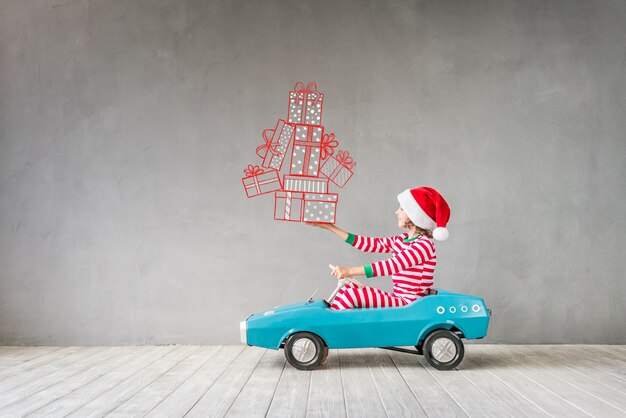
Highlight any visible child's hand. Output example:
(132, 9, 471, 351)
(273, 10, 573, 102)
(304, 221, 333, 230)
(330, 265, 351, 279)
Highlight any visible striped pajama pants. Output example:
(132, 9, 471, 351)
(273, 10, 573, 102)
(330, 283, 413, 310)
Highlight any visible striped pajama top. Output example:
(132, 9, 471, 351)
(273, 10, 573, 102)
(346, 232, 436, 301)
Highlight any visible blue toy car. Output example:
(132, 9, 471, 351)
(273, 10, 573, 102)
(240, 278, 491, 371)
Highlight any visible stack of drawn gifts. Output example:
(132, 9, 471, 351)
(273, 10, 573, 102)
(242, 82, 356, 224)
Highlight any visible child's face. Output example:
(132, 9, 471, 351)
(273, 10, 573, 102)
(396, 206, 410, 228)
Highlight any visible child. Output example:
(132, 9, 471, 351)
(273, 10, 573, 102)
(308, 186, 450, 310)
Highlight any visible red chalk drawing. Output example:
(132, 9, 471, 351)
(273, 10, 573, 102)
(241, 82, 355, 223)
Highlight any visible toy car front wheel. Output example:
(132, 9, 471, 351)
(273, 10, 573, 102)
(423, 329, 464, 371)
(284, 332, 326, 370)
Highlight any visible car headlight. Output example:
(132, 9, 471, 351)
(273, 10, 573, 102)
(240, 320, 247, 345)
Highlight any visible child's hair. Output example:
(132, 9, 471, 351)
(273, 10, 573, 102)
(403, 220, 433, 238)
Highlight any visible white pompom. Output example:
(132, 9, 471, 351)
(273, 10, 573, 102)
(433, 227, 449, 241)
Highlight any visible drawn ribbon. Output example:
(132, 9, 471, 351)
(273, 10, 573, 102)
(335, 150, 356, 169)
(244, 164, 264, 177)
(256, 129, 282, 160)
(320, 133, 339, 160)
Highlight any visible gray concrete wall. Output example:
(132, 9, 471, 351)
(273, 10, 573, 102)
(1, 0, 625, 345)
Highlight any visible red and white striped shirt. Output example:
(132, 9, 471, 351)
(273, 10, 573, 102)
(347, 232, 436, 301)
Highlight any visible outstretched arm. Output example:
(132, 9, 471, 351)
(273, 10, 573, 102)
(305, 222, 349, 240)
(306, 222, 396, 253)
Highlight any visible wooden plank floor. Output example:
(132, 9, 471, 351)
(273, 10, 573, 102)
(0, 345, 625, 417)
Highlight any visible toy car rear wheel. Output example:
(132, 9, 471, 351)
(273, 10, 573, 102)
(284, 332, 326, 370)
(423, 329, 464, 371)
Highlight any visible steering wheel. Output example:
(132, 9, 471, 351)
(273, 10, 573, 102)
(326, 264, 364, 305)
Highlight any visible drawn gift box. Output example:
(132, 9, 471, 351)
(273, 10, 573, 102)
(274, 191, 305, 222)
(288, 82, 324, 125)
(256, 119, 295, 171)
(275, 191, 338, 223)
(289, 125, 323, 177)
(242, 165, 282, 198)
(283, 175, 329, 193)
(320, 150, 356, 188)
(302, 193, 338, 224)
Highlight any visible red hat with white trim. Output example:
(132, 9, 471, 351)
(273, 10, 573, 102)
(397, 187, 451, 241)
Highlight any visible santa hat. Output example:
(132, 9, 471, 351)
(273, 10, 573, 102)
(397, 187, 451, 241)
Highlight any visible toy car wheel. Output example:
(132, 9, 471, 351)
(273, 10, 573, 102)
(423, 329, 464, 371)
(284, 332, 326, 370)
